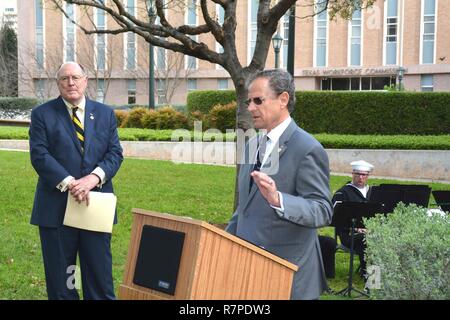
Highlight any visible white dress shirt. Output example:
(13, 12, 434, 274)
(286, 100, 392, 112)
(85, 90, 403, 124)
(258, 116, 292, 213)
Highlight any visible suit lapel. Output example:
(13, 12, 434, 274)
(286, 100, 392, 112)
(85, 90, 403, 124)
(83, 98, 95, 154)
(242, 120, 299, 213)
(54, 96, 83, 155)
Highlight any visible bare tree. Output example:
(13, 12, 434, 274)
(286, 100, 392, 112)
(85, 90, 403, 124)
(0, 24, 18, 97)
(136, 42, 197, 105)
(49, 0, 375, 130)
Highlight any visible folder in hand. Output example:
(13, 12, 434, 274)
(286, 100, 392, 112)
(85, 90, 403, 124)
(63, 191, 117, 233)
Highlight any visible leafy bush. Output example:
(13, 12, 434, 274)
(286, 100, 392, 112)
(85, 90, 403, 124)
(208, 101, 237, 132)
(114, 110, 129, 128)
(140, 106, 188, 130)
(187, 90, 236, 114)
(188, 110, 209, 130)
(126, 107, 148, 128)
(0, 97, 39, 110)
(364, 203, 450, 300)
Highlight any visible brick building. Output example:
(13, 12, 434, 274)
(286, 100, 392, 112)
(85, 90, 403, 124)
(17, 0, 450, 106)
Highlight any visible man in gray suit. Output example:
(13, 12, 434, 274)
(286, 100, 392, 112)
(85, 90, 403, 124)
(226, 69, 333, 300)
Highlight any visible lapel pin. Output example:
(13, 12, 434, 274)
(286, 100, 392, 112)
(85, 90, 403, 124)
(89, 113, 94, 120)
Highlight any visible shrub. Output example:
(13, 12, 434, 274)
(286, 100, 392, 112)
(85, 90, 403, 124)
(141, 106, 188, 130)
(188, 110, 209, 130)
(126, 107, 148, 128)
(208, 101, 237, 132)
(364, 203, 450, 300)
(0, 97, 39, 110)
(114, 110, 129, 128)
(187, 90, 236, 114)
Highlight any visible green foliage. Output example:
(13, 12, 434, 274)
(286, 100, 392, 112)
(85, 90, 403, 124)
(293, 91, 450, 135)
(208, 101, 237, 132)
(114, 110, 129, 128)
(0, 97, 39, 110)
(1, 126, 449, 149)
(364, 203, 450, 300)
(187, 90, 450, 135)
(187, 90, 236, 114)
(125, 107, 148, 128)
(315, 134, 450, 150)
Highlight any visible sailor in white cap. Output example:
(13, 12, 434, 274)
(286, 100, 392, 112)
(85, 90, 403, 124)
(349, 160, 374, 197)
(331, 160, 374, 279)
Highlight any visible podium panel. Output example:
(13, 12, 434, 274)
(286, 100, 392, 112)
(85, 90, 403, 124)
(119, 209, 298, 300)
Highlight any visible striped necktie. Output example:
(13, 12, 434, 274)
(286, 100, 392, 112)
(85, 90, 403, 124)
(72, 107, 84, 151)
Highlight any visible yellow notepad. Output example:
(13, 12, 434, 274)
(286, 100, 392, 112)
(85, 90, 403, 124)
(63, 192, 117, 233)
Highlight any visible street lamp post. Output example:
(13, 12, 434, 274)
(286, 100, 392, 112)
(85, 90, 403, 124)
(397, 66, 405, 91)
(272, 33, 283, 69)
(148, 1, 155, 109)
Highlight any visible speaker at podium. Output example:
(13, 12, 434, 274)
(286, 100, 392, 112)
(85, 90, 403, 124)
(120, 208, 298, 300)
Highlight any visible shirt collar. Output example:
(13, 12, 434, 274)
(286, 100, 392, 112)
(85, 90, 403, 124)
(266, 116, 292, 143)
(62, 96, 86, 112)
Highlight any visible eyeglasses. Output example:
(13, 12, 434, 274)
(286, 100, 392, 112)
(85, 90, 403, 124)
(245, 97, 266, 106)
(352, 172, 369, 177)
(58, 75, 85, 83)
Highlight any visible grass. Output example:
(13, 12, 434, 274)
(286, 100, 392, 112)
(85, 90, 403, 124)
(1, 126, 449, 149)
(0, 150, 449, 300)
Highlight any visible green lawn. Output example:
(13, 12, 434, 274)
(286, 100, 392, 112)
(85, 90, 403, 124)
(0, 150, 448, 300)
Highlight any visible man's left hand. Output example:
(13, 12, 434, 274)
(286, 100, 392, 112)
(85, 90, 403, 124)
(250, 171, 280, 207)
(69, 174, 100, 206)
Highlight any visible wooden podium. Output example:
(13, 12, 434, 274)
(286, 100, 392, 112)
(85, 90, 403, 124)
(119, 208, 298, 300)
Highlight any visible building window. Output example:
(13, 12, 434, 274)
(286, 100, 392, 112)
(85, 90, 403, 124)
(187, 78, 197, 92)
(321, 77, 395, 91)
(248, 0, 258, 63)
(35, 0, 44, 69)
(349, 8, 362, 66)
(281, 13, 289, 69)
(64, 3, 76, 62)
(186, 0, 197, 70)
(125, 0, 136, 70)
(127, 80, 136, 104)
(156, 79, 167, 104)
(95, 7, 106, 70)
(421, 74, 434, 91)
(96, 80, 105, 103)
(218, 79, 228, 90)
(314, 1, 328, 67)
(384, 0, 398, 65)
(421, 0, 436, 64)
(34, 79, 45, 100)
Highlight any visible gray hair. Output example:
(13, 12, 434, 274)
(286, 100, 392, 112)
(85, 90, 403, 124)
(247, 69, 296, 113)
(56, 62, 86, 79)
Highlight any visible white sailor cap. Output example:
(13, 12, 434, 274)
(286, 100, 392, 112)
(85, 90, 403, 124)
(351, 160, 374, 172)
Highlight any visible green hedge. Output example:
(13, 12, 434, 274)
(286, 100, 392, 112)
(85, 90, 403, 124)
(187, 91, 450, 135)
(187, 90, 236, 114)
(1, 126, 449, 149)
(0, 97, 39, 110)
(294, 91, 450, 135)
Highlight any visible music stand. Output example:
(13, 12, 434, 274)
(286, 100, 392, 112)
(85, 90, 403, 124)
(380, 184, 431, 208)
(368, 186, 401, 213)
(432, 190, 450, 212)
(331, 201, 384, 298)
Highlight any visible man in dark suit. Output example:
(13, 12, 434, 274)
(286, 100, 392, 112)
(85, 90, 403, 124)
(29, 62, 123, 299)
(332, 160, 374, 279)
(226, 69, 333, 300)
